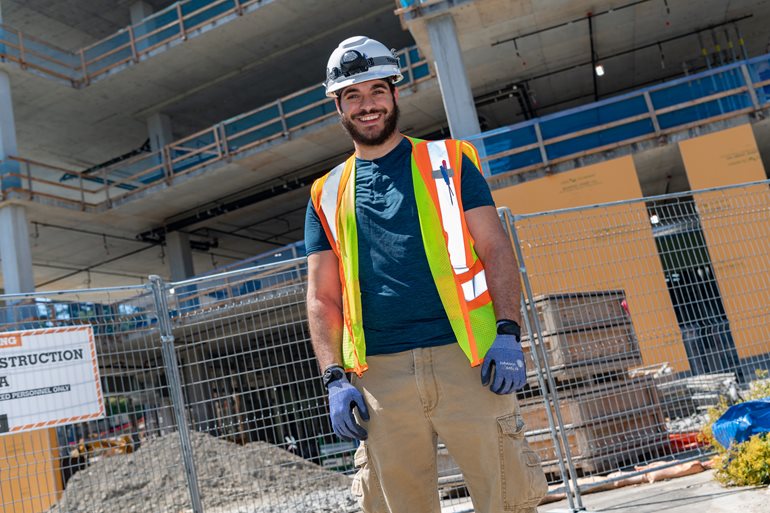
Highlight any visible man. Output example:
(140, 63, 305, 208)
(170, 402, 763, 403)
(305, 36, 547, 513)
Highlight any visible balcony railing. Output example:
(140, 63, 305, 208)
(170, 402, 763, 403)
(0, 45, 432, 210)
(0, 0, 276, 85)
(469, 55, 770, 179)
(3, 51, 770, 212)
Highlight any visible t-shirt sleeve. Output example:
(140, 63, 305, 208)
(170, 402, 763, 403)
(304, 198, 333, 255)
(460, 154, 495, 211)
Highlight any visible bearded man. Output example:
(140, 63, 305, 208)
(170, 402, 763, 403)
(304, 36, 548, 513)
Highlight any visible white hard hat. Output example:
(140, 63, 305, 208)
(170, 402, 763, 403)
(324, 36, 404, 97)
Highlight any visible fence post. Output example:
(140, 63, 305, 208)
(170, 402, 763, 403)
(177, 4, 188, 41)
(497, 207, 578, 507)
(505, 209, 587, 512)
(24, 160, 33, 200)
(534, 122, 549, 167)
(643, 91, 662, 135)
(276, 99, 290, 138)
(128, 25, 139, 63)
(149, 275, 204, 513)
(740, 63, 761, 111)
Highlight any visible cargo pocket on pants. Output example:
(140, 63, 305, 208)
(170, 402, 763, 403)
(351, 443, 388, 513)
(497, 413, 549, 512)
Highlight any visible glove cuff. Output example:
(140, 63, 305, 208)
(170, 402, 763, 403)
(322, 365, 346, 389)
(496, 319, 521, 338)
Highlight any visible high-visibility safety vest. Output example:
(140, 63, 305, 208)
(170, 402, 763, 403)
(310, 136, 497, 376)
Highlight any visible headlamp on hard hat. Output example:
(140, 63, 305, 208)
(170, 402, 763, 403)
(340, 50, 369, 77)
(328, 50, 399, 81)
(324, 36, 404, 97)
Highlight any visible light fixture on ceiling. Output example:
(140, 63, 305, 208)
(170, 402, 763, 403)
(595, 63, 605, 76)
(650, 213, 660, 225)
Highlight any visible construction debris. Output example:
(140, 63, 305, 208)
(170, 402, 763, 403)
(52, 431, 358, 513)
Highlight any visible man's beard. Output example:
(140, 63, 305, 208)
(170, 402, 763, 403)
(340, 103, 400, 147)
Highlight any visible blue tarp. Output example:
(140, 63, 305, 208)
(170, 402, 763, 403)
(712, 398, 770, 449)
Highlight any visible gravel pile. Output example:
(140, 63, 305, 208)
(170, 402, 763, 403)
(52, 431, 360, 513)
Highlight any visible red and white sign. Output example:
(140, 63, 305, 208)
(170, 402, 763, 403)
(0, 326, 104, 435)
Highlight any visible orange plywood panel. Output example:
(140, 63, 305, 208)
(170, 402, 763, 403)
(680, 124, 766, 189)
(493, 157, 688, 372)
(680, 124, 770, 360)
(0, 429, 62, 513)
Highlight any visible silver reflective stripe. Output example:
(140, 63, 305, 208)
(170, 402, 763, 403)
(320, 162, 346, 244)
(461, 270, 488, 301)
(426, 141, 468, 273)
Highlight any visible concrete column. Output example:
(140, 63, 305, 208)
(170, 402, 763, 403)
(426, 15, 481, 139)
(130, 2, 155, 54)
(166, 230, 194, 281)
(129, 1, 154, 25)
(0, 68, 34, 294)
(0, 205, 34, 293)
(147, 112, 173, 152)
(426, 15, 490, 175)
(0, 71, 18, 162)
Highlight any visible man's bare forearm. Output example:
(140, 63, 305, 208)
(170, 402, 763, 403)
(481, 237, 522, 324)
(466, 206, 523, 325)
(307, 296, 345, 371)
(306, 251, 345, 371)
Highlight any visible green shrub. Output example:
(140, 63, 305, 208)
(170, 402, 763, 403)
(714, 434, 770, 486)
(701, 369, 770, 487)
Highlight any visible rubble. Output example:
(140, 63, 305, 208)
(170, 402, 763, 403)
(52, 431, 359, 513)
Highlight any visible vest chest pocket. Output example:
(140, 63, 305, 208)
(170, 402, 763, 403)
(497, 413, 549, 512)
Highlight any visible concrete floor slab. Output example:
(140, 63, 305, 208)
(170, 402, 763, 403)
(538, 470, 769, 513)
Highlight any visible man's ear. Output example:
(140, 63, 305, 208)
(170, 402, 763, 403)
(335, 97, 342, 115)
(393, 86, 399, 103)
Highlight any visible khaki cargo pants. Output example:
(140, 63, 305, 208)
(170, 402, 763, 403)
(350, 343, 548, 513)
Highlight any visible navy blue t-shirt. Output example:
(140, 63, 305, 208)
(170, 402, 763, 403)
(304, 137, 495, 355)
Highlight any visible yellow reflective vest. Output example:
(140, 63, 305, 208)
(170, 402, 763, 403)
(310, 136, 497, 375)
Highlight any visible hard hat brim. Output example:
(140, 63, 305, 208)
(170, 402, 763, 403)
(325, 70, 404, 98)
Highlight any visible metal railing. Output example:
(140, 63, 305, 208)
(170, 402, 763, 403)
(3, 50, 770, 215)
(0, 44, 432, 211)
(2, 180, 769, 512)
(470, 54, 770, 179)
(0, 0, 279, 86)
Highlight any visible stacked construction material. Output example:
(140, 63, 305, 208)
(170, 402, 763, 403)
(519, 291, 670, 475)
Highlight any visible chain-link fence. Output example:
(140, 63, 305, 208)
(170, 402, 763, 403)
(1, 180, 769, 513)
(506, 179, 770, 509)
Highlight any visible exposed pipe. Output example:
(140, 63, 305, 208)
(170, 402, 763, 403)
(711, 29, 725, 66)
(725, 29, 737, 63)
(33, 262, 147, 281)
(698, 31, 712, 69)
(36, 245, 159, 288)
(479, 16, 751, 108)
(493, 0, 655, 47)
(735, 23, 749, 61)
(589, 13, 599, 102)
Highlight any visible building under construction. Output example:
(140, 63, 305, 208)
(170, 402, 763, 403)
(1, 1, 770, 512)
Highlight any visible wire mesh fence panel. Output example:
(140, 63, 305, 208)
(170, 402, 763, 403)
(509, 181, 770, 494)
(10, 179, 768, 513)
(0, 285, 193, 513)
(165, 260, 361, 513)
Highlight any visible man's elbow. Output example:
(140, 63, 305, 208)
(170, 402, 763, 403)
(307, 294, 342, 317)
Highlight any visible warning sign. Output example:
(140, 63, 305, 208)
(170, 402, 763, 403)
(0, 326, 104, 434)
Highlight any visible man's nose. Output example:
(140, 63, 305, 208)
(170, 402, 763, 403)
(359, 93, 377, 110)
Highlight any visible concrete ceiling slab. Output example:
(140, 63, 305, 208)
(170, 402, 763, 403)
(5, 0, 770, 292)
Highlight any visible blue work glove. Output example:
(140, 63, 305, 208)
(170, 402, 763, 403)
(481, 334, 527, 394)
(328, 379, 370, 441)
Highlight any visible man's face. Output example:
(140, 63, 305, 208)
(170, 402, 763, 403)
(337, 79, 400, 146)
